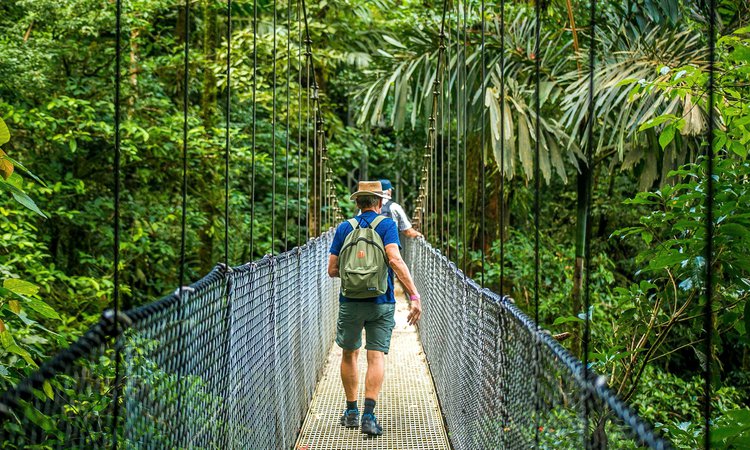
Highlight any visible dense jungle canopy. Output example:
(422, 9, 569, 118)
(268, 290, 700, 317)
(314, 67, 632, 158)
(0, 0, 749, 447)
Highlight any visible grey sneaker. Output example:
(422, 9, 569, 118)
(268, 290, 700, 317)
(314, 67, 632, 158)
(340, 408, 359, 428)
(360, 413, 383, 436)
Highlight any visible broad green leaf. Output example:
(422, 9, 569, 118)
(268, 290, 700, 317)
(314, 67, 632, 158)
(382, 35, 406, 49)
(0, 181, 47, 218)
(518, 113, 532, 179)
(9, 300, 20, 314)
(43, 381, 54, 400)
(24, 298, 60, 320)
(4, 278, 40, 296)
(730, 141, 747, 158)
(553, 315, 583, 326)
(638, 114, 674, 132)
(6, 172, 22, 189)
(721, 223, 750, 239)
(730, 45, 750, 62)
(375, 48, 393, 58)
(538, 133, 551, 184)
(659, 125, 676, 149)
(0, 117, 9, 146)
(0, 331, 37, 367)
(1, 155, 46, 186)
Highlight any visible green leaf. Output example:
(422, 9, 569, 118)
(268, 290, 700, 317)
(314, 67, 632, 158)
(553, 315, 583, 326)
(24, 298, 60, 320)
(6, 172, 22, 189)
(0, 117, 9, 146)
(730, 45, 750, 62)
(4, 279, 40, 296)
(0, 180, 47, 218)
(0, 331, 37, 367)
(43, 381, 54, 400)
(382, 35, 406, 49)
(638, 115, 674, 132)
(659, 125, 676, 149)
(730, 141, 747, 158)
(2, 155, 46, 186)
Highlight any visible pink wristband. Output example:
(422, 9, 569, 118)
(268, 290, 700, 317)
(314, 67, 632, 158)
(409, 294, 421, 301)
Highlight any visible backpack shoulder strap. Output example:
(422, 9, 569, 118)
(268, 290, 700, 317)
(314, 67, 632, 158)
(370, 215, 386, 230)
(347, 218, 359, 230)
(381, 201, 392, 216)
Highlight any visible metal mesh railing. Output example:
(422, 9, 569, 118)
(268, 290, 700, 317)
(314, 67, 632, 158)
(404, 237, 672, 450)
(0, 232, 339, 449)
(1, 230, 672, 449)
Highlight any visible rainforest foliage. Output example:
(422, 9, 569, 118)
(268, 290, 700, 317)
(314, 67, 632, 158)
(0, 0, 748, 447)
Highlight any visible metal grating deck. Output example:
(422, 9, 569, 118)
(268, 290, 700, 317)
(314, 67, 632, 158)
(295, 292, 451, 450)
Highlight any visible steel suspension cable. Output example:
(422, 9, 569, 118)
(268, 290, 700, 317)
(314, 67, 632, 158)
(176, 0, 191, 430)
(224, 0, 232, 266)
(439, 45, 445, 252)
(480, 0, 486, 287)
(499, 0, 505, 293)
(413, 0, 448, 239)
(250, 0, 258, 256)
(432, 0, 449, 243)
(312, 93, 318, 235)
(305, 31, 311, 240)
(300, 0, 340, 234)
(178, 0, 190, 314)
(111, 0, 123, 446)
(462, 0, 468, 274)
(583, 0, 596, 444)
(272, 0, 277, 254)
(446, 13, 452, 258)
(704, 0, 716, 447)
(297, 0, 303, 245)
(533, 0, 542, 446)
(454, 0, 461, 264)
(285, 0, 291, 250)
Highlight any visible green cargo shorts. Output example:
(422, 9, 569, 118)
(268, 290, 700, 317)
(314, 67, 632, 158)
(336, 302, 396, 354)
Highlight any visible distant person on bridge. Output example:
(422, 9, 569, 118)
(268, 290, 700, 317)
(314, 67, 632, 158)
(378, 179, 423, 239)
(327, 180, 422, 437)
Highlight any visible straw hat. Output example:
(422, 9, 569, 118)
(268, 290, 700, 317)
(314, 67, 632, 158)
(350, 180, 388, 200)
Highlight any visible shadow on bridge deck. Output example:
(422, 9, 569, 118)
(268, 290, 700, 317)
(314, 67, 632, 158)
(295, 287, 450, 450)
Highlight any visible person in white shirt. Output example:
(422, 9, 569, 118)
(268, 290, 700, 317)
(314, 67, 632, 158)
(378, 179, 423, 239)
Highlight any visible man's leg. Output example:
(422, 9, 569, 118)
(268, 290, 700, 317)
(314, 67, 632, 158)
(340, 348, 360, 402)
(364, 350, 385, 400)
(361, 303, 395, 436)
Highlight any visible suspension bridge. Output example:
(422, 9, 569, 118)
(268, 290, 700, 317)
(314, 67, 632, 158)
(0, 0, 721, 448)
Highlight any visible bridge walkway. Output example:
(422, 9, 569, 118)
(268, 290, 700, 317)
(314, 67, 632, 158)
(295, 287, 450, 450)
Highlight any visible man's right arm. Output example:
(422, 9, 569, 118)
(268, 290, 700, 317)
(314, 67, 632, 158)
(385, 243, 422, 325)
(393, 204, 423, 239)
(402, 227, 423, 239)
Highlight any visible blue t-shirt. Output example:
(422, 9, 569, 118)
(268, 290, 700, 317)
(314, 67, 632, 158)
(329, 211, 400, 304)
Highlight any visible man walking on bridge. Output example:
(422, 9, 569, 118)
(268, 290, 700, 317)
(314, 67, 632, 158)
(328, 180, 422, 436)
(378, 179, 423, 239)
